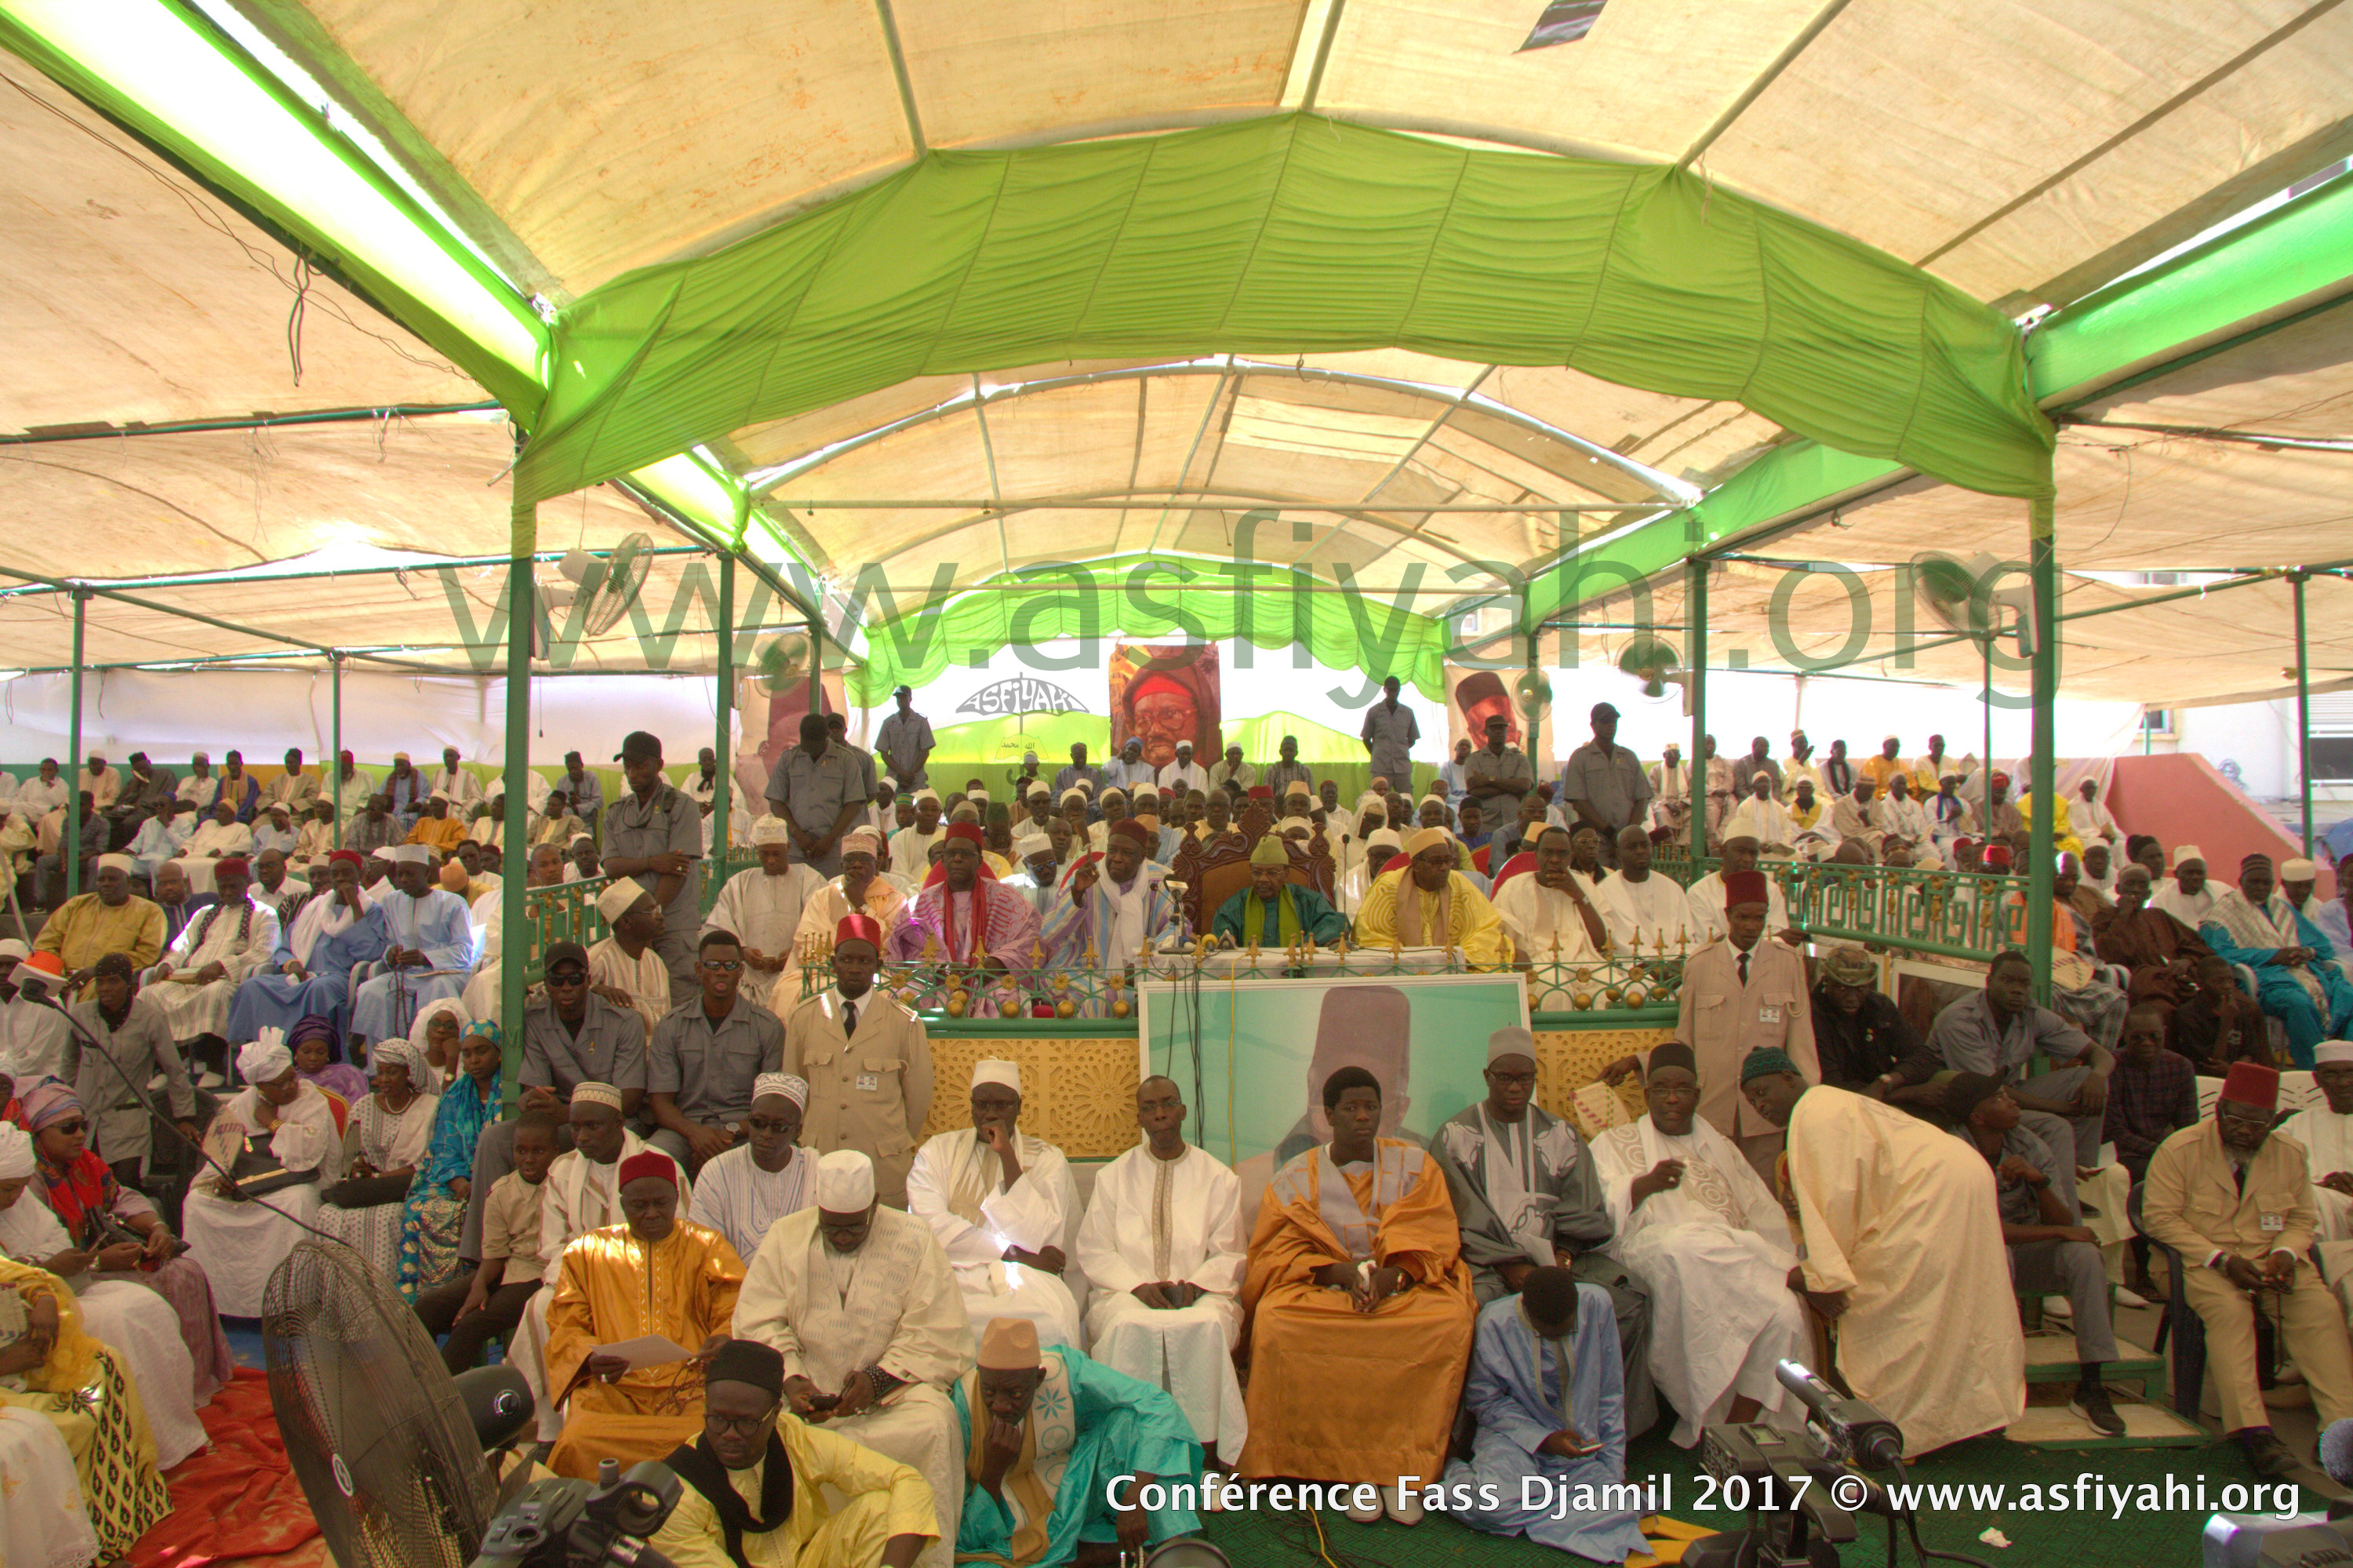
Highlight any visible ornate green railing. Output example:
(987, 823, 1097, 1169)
(789, 942, 1685, 1027)
(519, 875, 609, 984)
(1771, 860, 2023, 961)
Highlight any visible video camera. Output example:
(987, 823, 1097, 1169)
(1682, 1362, 1901, 1568)
(468, 1459, 683, 1568)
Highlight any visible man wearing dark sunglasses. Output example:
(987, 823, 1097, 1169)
(457, 939, 650, 1265)
(647, 930, 786, 1173)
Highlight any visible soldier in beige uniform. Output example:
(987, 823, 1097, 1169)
(781, 912, 933, 1207)
(1611, 868, 1819, 1184)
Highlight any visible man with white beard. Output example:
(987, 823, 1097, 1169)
(733, 1150, 972, 1568)
(1075, 1075, 1248, 1468)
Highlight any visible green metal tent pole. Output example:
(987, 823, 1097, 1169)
(330, 652, 344, 851)
(714, 552, 736, 857)
(1982, 635, 1993, 817)
(2025, 499, 2059, 1003)
(66, 591, 86, 904)
(1523, 628, 1542, 790)
(2293, 570, 2313, 857)
(806, 611, 822, 715)
(497, 491, 534, 1113)
(1687, 558, 1708, 858)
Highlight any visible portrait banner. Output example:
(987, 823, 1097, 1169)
(1445, 664, 1547, 756)
(1138, 970, 1531, 1213)
(1110, 642, 1221, 774)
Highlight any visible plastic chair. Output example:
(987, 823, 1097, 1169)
(2129, 1180, 2206, 1418)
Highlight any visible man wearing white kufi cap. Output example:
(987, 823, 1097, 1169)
(788, 827, 907, 959)
(1075, 1073, 1250, 1465)
(182, 1033, 349, 1315)
(2151, 843, 2216, 929)
(733, 1148, 974, 1568)
(702, 816, 824, 978)
(887, 789, 944, 884)
(907, 1058, 1087, 1352)
(347, 842, 476, 1049)
(688, 1072, 814, 1261)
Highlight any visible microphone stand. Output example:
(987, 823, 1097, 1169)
(26, 986, 345, 1246)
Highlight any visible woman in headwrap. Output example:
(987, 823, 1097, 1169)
(290, 1012, 369, 1104)
(398, 1018, 502, 1298)
(407, 996, 466, 1092)
(317, 1036, 439, 1281)
(181, 1035, 349, 1315)
(13, 1079, 235, 1405)
(0, 1113, 212, 1468)
(0, 1250, 173, 1559)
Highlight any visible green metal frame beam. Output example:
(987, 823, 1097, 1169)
(1522, 165, 2353, 633)
(0, 402, 502, 446)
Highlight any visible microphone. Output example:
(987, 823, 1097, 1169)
(1775, 1359, 1905, 1471)
(2319, 1417, 2353, 1486)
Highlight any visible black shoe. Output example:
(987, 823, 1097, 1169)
(2242, 1431, 2298, 1479)
(2070, 1384, 2126, 1437)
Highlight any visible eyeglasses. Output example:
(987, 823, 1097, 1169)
(699, 959, 743, 973)
(1485, 1071, 1537, 1089)
(547, 970, 589, 986)
(745, 1116, 797, 1134)
(704, 1409, 776, 1437)
(45, 1119, 85, 1136)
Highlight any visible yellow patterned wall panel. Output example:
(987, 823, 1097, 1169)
(1533, 1026, 1675, 1128)
(920, 1035, 1144, 1158)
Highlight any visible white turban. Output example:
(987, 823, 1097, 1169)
(1278, 816, 1311, 836)
(842, 828, 882, 856)
(1100, 788, 1126, 805)
(816, 1148, 875, 1212)
(1011, 831, 1052, 860)
(2173, 844, 2205, 868)
(238, 1039, 293, 1084)
(914, 788, 941, 806)
(2315, 1042, 2353, 1066)
(572, 1081, 624, 1110)
(371, 846, 401, 862)
(1366, 828, 1403, 852)
(96, 853, 136, 875)
(969, 789, 991, 805)
(1026, 782, 1052, 800)
(972, 1058, 1021, 1094)
(750, 815, 793, 846)
(2282, 858, 2319, 882)
(391, 843, 432, 865)
(0, 939, 27, 962)
(753, 1072, 809, 1110)
(596, 876, 649, 922)
(0, 1122, 33, 1181)
(1060, 788, 1087, 806)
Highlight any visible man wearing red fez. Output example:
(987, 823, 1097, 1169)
(1041, 816, 1176, 1010)
(1665, 865, 1819, 1181)
(225, 842, 387, 1042)
(885, 819, 1042, 1010)
(2143, 1060, 2353, 1476)
(544, 1142, 747, 1478)
(140, 849, 278, 1054)
(780, 912, 933, 1207)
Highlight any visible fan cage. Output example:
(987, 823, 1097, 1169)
(263, 1239, 497, 1568)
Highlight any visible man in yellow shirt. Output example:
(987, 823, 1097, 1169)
(652, 1337, 936, 1568)
(1352, 826, 1510, 966)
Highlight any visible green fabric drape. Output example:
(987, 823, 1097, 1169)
(843, 554, 1452, 704)
(522, 114, 2053, 508)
